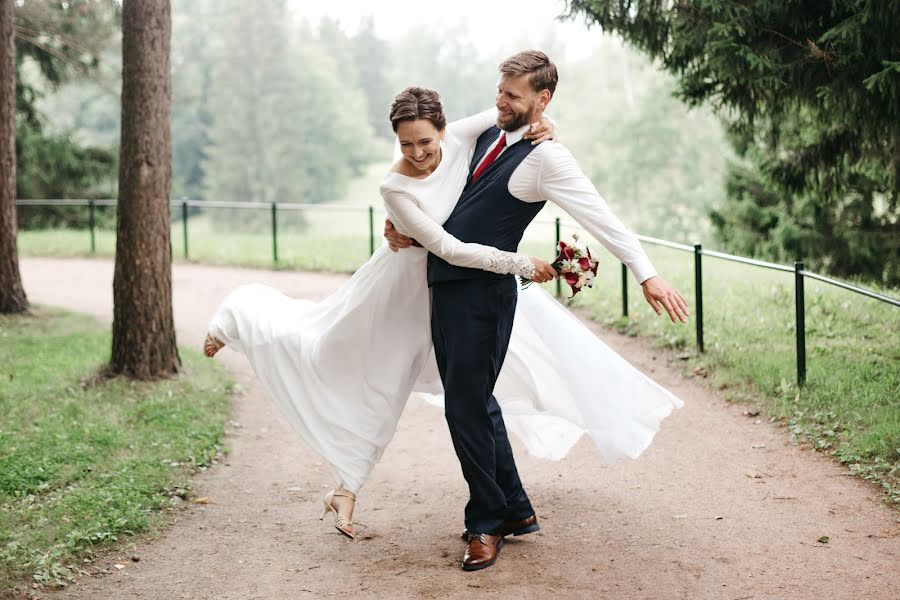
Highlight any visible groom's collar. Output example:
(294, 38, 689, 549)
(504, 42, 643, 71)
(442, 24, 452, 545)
(500, 123, 531, 146)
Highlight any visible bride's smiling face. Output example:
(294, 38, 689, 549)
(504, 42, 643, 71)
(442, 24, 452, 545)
(396, 119, 444, 174)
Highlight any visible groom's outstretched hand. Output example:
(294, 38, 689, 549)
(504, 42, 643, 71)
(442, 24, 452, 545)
(641, 276, 689, 323)
(384, 219, 414, 252)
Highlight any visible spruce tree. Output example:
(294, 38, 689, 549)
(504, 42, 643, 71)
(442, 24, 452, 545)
(566, 0, 900, 284)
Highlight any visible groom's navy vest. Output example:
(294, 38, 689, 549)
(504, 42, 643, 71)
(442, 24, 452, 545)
(427, 127, 545, 286)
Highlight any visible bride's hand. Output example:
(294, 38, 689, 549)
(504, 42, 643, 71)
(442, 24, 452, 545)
(523, 115, 558, 145)
(529, 257, 558, 283)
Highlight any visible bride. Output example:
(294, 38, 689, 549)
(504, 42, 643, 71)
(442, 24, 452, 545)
(204, 86, 683, 541)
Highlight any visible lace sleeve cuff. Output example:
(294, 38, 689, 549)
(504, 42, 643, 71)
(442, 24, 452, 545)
(485, 250, 535, 278)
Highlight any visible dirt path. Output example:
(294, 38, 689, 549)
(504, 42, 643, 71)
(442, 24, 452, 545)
(19, 257, 899, 600)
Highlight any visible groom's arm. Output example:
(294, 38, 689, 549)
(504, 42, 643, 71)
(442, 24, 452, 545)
(384, 219, 418, 251)
(514, 143, 689, 323)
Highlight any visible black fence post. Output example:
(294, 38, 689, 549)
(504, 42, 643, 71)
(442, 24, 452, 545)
(181, 200, 189, 259)
(88, 200, 96, 254)
(271, 202, 278, 264)
(369, 205, 375, 256)
(694, 243, 704, 352)
(794, 261, 806, 386)
(554, 217, 561, 298)
(621, 263, 628, 317)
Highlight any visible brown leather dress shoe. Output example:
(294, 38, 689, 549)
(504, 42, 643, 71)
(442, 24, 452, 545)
(461, 514, 540, 540)
(462, 533, 504, 571)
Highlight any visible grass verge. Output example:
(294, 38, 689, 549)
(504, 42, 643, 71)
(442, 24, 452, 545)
(0, 308, 233, 591)
(561, 243, 900, 506)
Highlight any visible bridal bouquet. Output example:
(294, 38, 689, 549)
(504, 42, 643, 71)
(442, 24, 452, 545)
(521, 233, 599, 298)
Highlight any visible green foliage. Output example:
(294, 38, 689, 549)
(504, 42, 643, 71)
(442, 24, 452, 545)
(550, 40, 730, 241)
(318, 16, 395, 140)
(0, 309, 232, 587)
(169, 0, 215, 200)
(30, 9, 731, 241)
(13, 0, 120, 224)
(388, 21, 498, 121)
(15, 120, 116, 229)
(565, 0, 900, 284)
(13, 0, 119, 127)
(201, 0, 375, 226)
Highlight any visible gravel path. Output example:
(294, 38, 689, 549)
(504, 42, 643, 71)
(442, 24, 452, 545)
(20, 257, 900, 600)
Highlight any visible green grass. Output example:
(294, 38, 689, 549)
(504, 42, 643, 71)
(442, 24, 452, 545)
(561, 242, 900, 505)
(0, 308, 233, 590)
(18, 216, 382, 273)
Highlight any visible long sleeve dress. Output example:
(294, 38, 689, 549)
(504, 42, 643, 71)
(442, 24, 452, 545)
(208, 109, 682, 492)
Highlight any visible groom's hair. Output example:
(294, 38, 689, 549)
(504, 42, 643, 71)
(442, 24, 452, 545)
(499, 50, 558, 98)
(389, 86, 447, 133)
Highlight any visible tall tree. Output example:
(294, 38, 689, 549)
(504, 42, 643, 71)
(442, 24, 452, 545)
(170, 0, 215, 199)
(110, 0, 179, 378)
(553, 41, 730, 241)
(350, 16, 394, 140)
(13, 0, 119, 229)
(0, 0, 27, 314)
(566, 0, 900, 284)
(389, 22, 497, 121)
(202, 0, 373, 215)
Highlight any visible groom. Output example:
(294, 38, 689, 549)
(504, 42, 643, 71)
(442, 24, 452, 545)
(386, 50, 688, 571)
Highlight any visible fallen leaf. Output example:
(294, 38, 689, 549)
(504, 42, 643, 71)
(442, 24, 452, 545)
(817, 536, 830, 544)
(191, 497, 210, 504)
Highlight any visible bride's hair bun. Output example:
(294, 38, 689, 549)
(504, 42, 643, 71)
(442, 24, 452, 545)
(389, 86, 447, 132)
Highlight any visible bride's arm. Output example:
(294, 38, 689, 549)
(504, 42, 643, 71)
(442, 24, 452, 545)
(447, 108, 558, 147)
(445, 108, 499, 146)
(381, 187, 538, 279)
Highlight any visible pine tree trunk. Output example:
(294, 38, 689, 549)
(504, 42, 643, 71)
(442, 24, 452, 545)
(0, 0, 28, 314)
(110, 0, 180, 378)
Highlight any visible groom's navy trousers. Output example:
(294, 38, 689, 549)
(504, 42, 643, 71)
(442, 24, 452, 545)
(427, 126, 545, 534)
(430, 276, 534, 534)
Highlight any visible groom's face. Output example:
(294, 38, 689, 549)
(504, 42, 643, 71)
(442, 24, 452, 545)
(495, 74, 548, 132)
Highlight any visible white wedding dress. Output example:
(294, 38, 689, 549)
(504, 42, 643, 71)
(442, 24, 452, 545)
(208, 111, 683, 493)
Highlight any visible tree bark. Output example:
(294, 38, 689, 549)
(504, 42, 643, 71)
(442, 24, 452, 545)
(110, 0, 180, 378)
(0, 0, 28, 314)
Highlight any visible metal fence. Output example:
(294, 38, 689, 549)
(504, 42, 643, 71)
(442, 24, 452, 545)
(16, 198, 900, 386)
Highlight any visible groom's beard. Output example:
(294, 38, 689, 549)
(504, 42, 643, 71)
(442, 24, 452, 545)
(498, 101, 539, 132)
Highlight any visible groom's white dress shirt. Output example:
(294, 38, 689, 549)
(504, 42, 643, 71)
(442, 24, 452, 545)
(473, 124, 657, 284)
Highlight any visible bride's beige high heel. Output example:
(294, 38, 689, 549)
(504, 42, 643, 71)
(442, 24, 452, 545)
(203, 333, 224, 358)
(320, 485, 356, 540)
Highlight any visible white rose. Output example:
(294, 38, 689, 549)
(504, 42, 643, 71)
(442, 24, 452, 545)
(560, 259, 579, 273)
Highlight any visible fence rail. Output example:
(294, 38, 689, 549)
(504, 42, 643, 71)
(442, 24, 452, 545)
(17, 198, 900, 386)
